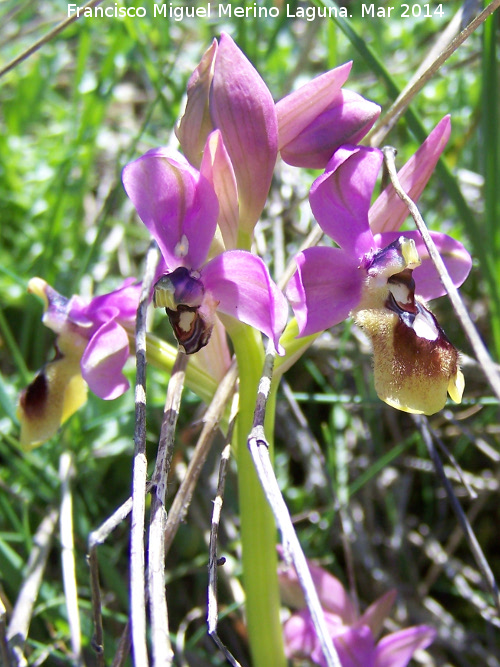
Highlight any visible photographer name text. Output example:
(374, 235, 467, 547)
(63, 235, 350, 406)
(67, 3, 445, 21)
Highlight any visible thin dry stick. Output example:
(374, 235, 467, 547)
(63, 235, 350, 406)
(131, 242, 160, 667)
(382, 146, 500, 403)
(416, 415, 500, 612)
(111, 621, 132, 667)
(59, 453, 83, 667)
(164, 361, 238, 557)
(208, 398, 242, 667)
(248, 348, 342, 667)
(88, 496, 134, 666)
(368, 0, 500, 146)
(148, 349, 187, 667)
(0, 596, 10, 667)
(0, 0, 105, 79)
(7, 508, 59, 666)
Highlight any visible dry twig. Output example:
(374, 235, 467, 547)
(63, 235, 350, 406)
(59, 453, 83, 666)
(130, 241, 160, 666)
(88, 496, 134, 665)
(416, 416, 500, 613)
(7, 508, 59, 666)
(148, 349, 187, 666)
(368, 1, 500, 146)
(207, 396, 242, 667)
(164, 361, 238, 556)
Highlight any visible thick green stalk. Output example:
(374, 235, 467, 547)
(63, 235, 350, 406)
(231, 324, 286, 667)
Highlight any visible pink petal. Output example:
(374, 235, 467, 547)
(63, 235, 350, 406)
(122, 148, 219, 270)
(283, 610, 319, 660)
(357, 590, 397, 639)
(201, 250, 288, 353)
(210, 33, 278, 234)
(280, 88, 380, 169)
(374, 626, 437, 667)
(310, 146, 382, 257)
(176, 39, 217, 168)
(277, 62, 352, 150)
(369, 116, 451, 234)
(81, 321, 130, 400)
(286, 247, 362, 337)
(200, 130, 239, 250)
(322, 625, 376, 667)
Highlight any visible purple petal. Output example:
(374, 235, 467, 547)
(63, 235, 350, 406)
(328, 625, 376, 667)
(200, 130, 239, 250)
(122, 148, 219, 270)
(280, 88, 380, 169)
(375, 231, 471, 300)
(286, 247, 362, 336)
(176, 39, 217, 168)
(310, 146, 383, 256)
(374, 626, 436, 667)
(278, 553, 356, 624)
(81, 321, 130, 400)
(283, 610, 319, 661)
(369, 116, 451, 233)
(357, 590, 396, 639)
(210, 33, 278, 233)
(277, 62, 352, 160)
(201, 250, 288, 353)
(69, 280, 140, 335)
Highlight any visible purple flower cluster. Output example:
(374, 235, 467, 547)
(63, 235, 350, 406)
(20, 33, 471, 430)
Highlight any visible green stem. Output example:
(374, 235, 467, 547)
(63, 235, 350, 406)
(230, 323, 286, 667)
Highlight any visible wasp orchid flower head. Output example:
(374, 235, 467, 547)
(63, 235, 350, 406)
(122, 146, 287, 355)
(18, 277, 141, 447)
(278, 555, 437, 667)
(286, 119, 471, 415)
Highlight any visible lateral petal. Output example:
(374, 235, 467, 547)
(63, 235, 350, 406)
(200, 130, 239, 250)
(286, 247, 362, 336)
(176, 39, 217, 168)
(374, 626, 436, 667)
(201, 250, 288, 353)
(81, 321, 130, 400)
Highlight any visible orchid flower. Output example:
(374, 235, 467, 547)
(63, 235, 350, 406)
(121, 146, 287, 355)
(18, 277, 141, 447)
(279, 557, 436, 667)
(286, 118, 472, 415)
(176, 32, 380, 239)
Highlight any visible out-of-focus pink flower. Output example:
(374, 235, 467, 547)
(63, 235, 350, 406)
(18, 277, 141, 447)
(279, 556, 436, 667)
